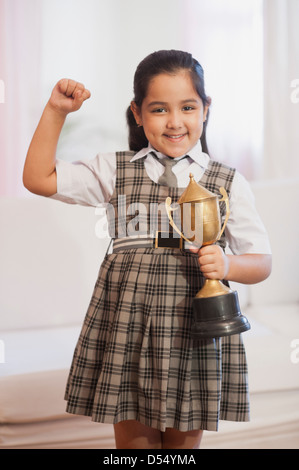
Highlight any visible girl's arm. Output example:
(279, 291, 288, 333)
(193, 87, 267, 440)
(195, 245, 272, 284)
(23, 79, 91, 196)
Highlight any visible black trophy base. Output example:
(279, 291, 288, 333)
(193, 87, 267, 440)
(191, 291, 251, 339)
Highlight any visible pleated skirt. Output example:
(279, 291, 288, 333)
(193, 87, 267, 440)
(64, 247, 250, 432)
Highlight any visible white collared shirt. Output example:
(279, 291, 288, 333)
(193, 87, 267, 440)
(51, 141, 271, 255)
(131, 142, 210, 188)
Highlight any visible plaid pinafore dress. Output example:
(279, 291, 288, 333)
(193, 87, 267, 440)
(64, 151, 250, 432)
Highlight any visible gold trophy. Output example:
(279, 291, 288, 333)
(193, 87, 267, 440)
(166, 173, 251, 339)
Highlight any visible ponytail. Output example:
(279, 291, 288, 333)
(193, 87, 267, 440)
(200, 109, 210, 155)
(126, 106, 148, 152)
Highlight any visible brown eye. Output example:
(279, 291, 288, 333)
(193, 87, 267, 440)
(152, 108, 166, 113)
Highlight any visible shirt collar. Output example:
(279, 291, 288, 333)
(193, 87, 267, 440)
(130, 140, 210, 170)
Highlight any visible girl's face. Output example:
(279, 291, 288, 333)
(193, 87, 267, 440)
(132, 70, 210, 158)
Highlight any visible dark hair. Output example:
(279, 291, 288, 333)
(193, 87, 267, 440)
(126, 49, 210, 154)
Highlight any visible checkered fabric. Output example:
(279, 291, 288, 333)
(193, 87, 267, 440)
(64, 151, 250, 432)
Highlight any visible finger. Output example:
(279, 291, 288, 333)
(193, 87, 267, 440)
(200, 263, 215, 274)
(81, 88, 91, 101)
(68, 81, 83, 97)
(202, 271, 219, 280)
(58, 78, 69, 94)
(72, 88, 91, 108)
(198, 254, 215, 266)
(57, 79, 78, 97)
(72, 83, 90, 101)
(65, 80, 75, 97)
(199, 245, 216, 256)
(189, 245, 199, 253)
(71, 82, 85, 99)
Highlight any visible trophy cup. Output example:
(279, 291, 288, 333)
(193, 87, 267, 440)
(165, 173, 251, 339)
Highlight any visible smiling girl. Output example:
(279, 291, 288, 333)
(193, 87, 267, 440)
(23, 50, 271, 449)
(130, 69, 209, 158)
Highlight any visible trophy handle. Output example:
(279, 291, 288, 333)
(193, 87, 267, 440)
(217, 187, 230, 241)
(165, 197, 192, 243)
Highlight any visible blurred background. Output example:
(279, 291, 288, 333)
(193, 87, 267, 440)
(0, 0, 299, 450)
(0, 0, 298, 196)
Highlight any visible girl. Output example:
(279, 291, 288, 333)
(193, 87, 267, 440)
(23, 50, 272, 449)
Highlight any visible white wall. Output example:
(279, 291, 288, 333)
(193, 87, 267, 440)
(37, 0, 264, 176)
(40, 0, 187, 161)
(1, 0, 275, 197)
(1, 0, 298, 196)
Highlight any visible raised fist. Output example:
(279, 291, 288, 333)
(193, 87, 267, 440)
(48, 79, 91, 115)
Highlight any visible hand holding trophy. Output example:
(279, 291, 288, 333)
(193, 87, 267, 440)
(166, 173, 251, 339)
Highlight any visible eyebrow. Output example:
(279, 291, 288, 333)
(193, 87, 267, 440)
(147, 99, 200, 107)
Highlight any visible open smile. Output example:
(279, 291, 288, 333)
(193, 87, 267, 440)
(163, 133, 187, 142)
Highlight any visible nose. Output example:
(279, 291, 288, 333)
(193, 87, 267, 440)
(166, 110, 183, 130)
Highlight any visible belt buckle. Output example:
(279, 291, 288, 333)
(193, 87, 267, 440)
(155, 231, 183, 249)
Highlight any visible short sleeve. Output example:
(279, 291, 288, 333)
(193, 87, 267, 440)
(50, 152, 116, 207)
(225, 171, 272, 255)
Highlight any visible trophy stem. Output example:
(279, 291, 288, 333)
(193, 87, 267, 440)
(195, 279, 232, 298)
